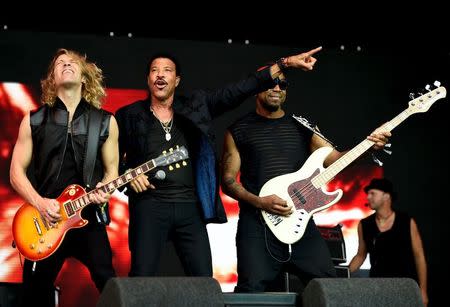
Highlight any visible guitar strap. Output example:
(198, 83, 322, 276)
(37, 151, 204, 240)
(292, 114, 336, 147)
(83, 107, 102, 189)
(83, 107, 111, 225)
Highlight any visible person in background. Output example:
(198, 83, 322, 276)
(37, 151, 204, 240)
(349, 178, 428, 306)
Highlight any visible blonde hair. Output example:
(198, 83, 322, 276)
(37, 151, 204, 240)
(40, 48, 106, 109)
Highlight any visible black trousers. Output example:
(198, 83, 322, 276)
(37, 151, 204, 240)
(21, 223, 115, 307)
(235, 209, 336, 293)
(128, 199, 212, 277)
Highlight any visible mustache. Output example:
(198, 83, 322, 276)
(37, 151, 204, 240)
(154, 77, 168, 85)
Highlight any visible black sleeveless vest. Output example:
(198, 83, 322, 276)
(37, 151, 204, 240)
(361, 211, 418, 281)
(29, 99, 111, 197)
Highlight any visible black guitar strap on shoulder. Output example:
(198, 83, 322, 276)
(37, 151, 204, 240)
(83, 108, 111, 225)
(83, 107, 102, 190)
(292, 114, 336, 147)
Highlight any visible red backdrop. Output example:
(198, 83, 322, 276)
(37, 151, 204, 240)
(0, 83, 382, 306)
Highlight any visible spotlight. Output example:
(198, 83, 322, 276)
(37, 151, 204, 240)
(128, 33, 133, 38)
(109, 32, 114, 37)
(3, 25, 7, 30)
(244, 39, 250, 45)
(340, 45, 345, 51)
(356, 46, 362, 52)
(227, 39, 232, 44)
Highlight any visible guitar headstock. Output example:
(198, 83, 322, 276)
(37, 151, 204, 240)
(154, 145, 189, 168)
(408, 82, 446, 114)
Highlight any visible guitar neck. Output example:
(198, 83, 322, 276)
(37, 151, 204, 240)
(312, 108, 413, 188)
(72, 160, 157, 210)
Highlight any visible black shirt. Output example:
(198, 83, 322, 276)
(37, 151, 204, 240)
(144, 113, 197, 202)
(229, 112, 313, 207)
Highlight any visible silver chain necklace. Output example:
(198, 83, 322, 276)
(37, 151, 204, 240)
(150, 106, 173, 141)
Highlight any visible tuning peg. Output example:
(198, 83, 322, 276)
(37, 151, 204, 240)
(176, 145, 179, 149)
(434, 80, 441, 87)
(383, 143, 392, 155)
(163, 150, 167, 155)
(182, 161, 187, 166)
(409, 93, 416, 99)
(175, 163, 180, 168)
(169, 165, 174, 171)
(425, 84, 431, 91)
(169, 148, 173, 152)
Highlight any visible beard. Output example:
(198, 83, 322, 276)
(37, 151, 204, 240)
(261, 100, 281, 112)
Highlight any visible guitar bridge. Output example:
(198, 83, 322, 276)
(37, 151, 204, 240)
(266, 213, 283, 226)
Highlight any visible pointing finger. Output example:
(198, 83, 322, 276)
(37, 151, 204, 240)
(306, 46, 323, 56)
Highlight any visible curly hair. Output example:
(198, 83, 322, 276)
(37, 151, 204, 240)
(40, 48, 106, 109)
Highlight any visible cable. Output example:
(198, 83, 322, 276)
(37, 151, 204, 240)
(263, 221, 292, 263)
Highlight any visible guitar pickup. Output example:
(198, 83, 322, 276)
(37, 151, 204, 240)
(292, 188, 306, 204)
(33, 217, 43, 236)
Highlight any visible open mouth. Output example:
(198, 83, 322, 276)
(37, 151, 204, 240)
(155, 79, 168, 89)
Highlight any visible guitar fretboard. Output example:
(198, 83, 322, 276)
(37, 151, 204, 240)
(312, 108, 413, 188)
(63, 160, 157, 216)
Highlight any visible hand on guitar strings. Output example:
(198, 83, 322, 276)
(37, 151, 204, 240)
(39, 198, 61, 226)
(258, 194, 293, 216)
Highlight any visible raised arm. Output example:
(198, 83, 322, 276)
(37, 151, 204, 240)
(207, 47, 323, 117)
(349, 222, 368, 273)
(221, 130, 291, 216)
(411, 218, 428, 306)
(10, 114, 60, 224)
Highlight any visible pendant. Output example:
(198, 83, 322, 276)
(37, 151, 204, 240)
(165, 132, 171, 141)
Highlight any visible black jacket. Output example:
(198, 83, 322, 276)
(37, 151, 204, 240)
(116, 66, 276, 223)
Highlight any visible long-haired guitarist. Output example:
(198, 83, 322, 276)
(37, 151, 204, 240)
(10, 48, 119, 307)
(221, 52, 391, 293)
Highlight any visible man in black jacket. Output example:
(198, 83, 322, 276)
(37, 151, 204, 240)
(115, 48, 322, 277)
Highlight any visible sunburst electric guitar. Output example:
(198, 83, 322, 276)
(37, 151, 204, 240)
(260, 85, 446, 244)
(12, 146, 189, 261)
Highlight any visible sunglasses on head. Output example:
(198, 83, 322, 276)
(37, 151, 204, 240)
(273, 77, 289, 90)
